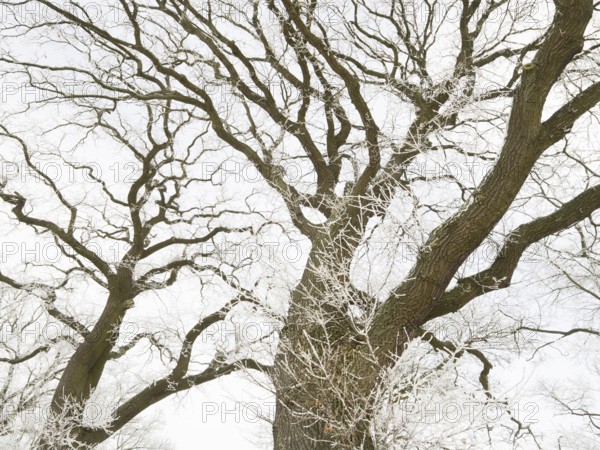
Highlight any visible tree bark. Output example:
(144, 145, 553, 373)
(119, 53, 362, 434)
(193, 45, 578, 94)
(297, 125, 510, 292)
(271, 243, 379, 450)
(272, 361, 377, 450)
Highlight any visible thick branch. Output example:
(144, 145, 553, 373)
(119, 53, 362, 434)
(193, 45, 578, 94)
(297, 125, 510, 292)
(427, 184, 600, 320)
(369, 0, 595, 359)
(78, 358, 268, 445)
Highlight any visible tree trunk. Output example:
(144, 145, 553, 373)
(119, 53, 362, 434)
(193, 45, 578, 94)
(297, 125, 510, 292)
(271, 246, 380, 450)
(272, 400, 333, 450)
(273, 362, 376, 450)
(270, 302, 413, 450)
(37, 271, 134, 450)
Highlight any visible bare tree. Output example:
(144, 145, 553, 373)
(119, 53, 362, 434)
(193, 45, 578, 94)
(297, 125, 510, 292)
(0, 0, 599, 448)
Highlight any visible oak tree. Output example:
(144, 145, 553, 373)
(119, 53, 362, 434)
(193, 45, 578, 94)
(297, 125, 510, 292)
(0, 0, 600, 448)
